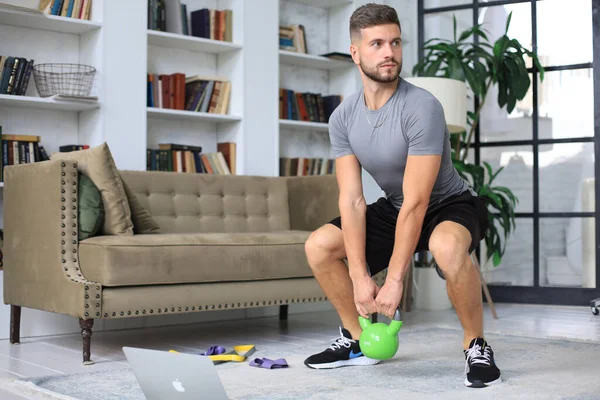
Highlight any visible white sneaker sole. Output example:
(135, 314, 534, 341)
(306, 357, 380, 369)
(464, 376, 503, 388)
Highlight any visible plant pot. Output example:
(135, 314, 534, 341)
(413, 267, 453, 311)
(404, 77, 467, 134)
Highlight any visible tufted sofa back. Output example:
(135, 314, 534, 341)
(119, 171, 291, 233)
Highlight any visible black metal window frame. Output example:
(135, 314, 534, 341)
(417, 0, 600, 305)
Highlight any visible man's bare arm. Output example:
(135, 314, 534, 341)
(335, 154, 369, 279)
(386, 154, 441, 283)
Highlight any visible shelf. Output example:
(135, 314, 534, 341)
(147, 30, 242, 54)
(147, 108, 242, 123)
(279, 119, 329, 132)
(0, 7, 101, 34)
(0, 94, 100, 111)
(287, 0, 353, 8)
(279, 50, 354, 70)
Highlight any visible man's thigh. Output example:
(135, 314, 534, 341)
(328, 197, 399, 276)
(417, 191, 488, 254)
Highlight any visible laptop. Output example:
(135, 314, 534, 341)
(123, 346, 229, 400)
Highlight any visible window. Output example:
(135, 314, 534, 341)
(418, 0, 598, 304)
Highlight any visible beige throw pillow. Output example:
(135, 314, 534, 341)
(119, 174, 161, 234)
(50, 142, 134, 236)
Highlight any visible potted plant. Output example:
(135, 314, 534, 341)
(411, 12, 544, 268)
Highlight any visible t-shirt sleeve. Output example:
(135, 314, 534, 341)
(328, 107, 354, 158)
(403, 95, 447, 156)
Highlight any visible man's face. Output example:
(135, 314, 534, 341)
(352, 24, 403, 84)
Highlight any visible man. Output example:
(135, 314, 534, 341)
(302, 3, 501, 388)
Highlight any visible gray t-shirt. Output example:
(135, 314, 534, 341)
(329, 77, 472, 210)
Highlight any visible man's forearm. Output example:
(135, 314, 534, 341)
(339, 200, 369, 279)
(387, 202, 428, 283)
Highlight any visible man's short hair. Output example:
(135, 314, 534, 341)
(349, 3, 401, 42)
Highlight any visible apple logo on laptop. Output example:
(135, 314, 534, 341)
(172, 378, 185, 392)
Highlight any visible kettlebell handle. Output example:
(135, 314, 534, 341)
(392, 307, 403, 322)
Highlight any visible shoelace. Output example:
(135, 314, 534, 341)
(328, 327, 354, 351)
(464, 343, 492, 373)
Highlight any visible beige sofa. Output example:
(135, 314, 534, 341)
(3, 154, 377, 365)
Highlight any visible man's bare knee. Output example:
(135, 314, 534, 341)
(305, 224, 346, 269)
(429, 222, 471, 280)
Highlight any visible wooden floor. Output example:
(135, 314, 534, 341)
(0, 303, 599, 399)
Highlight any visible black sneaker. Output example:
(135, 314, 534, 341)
(304, 327, 380, 369)
(464, 338, 502, 387)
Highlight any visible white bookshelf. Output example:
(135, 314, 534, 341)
(279, 50, 354, 70)
(0, 94, 100, 111)
(279, 119, 328, 132)
(0, 6, 102, 33)
(277, 0, 361, 177)
(287, 0, 353, 7)
(145, 0, 246, 173)
(147, 30, 242, 54)
(147, 107, 241, 123)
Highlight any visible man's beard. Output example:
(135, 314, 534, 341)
(359, 58, 402, 83)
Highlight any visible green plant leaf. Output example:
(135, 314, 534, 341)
(453, 14, 457, 43)
(493, 36, 508, 59)
(493, 249, 502, 266)
(458, 23, 488, 42)
(448, 57, 466, 81)
(483, 161, 504, 185)
(497, 79, 507, 108)
(423, 37, 452, 46)
(505, 11, 513, 34)
(480, 187, 503, 210)
(493, 186, 519, 206)
(423, 56, 443, 76)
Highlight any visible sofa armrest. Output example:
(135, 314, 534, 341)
(3, 159, 102, 319)
(286, 175, 339, 232)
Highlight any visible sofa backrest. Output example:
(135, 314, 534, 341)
(119, 171, 291, 233)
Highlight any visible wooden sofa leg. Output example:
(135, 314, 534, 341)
(79, 318, 94, 365)
(10, 305, 21, 344)
(279, 305, 288, 320)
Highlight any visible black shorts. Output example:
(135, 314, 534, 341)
(328, 190, 489, 277)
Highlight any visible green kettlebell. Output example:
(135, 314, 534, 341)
(358, 307, 403, 360)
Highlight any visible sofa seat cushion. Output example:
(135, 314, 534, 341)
(78, 231, 313, 286)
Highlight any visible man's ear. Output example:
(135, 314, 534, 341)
(350, 43, 360, 65)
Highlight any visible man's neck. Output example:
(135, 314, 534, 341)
(363, 78, 399, 110)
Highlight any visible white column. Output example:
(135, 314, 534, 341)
(101, 0, 148, 171)
(241, 0, 279, 176)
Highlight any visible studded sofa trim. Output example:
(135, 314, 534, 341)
(59, 161, 103, 320)
(3, 159, 102, 321)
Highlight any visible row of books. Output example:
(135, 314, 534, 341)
(280, 90, 342, 123)
(280, 157, 335, 177)
(147, 73, 231, 114)
(59, 144, 90, 152)
(280, 24, 308, 53)
(0, 56, 34, 96)
(147, 142, 235, 175)
(148, 0, 233, 42)
(0, 132, 50, 182)
(38, 0, 93, 20)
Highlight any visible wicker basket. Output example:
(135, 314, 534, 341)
(32, 63, 96, 98)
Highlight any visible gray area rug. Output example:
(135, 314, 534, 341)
(4, 327, 600, 399)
